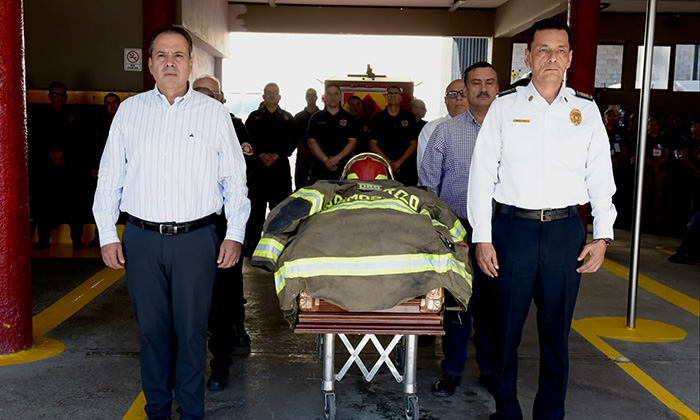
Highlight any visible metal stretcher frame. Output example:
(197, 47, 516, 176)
(294, 289, 445, 420)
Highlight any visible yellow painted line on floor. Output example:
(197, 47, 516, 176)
(601, 258, 700, 317)
(0, 266, 124, 366)
(573, 318, 699, 420)
(33, 267, 125, 338)
(655, 246, 675, 257)
(122, 391, 146, 420)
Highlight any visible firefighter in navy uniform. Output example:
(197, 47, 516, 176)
(192, 75, 254, 391)
(245, 82, 297, 253)
(306, 83, 358, 183)
(369, 85, 419, 186)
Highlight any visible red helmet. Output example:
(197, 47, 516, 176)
(341, 153, 394, 181)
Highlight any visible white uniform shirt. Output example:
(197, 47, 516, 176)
(467, 83, 616, 243)
(416, 115, 451, 171)
(93, 85, 251, 246)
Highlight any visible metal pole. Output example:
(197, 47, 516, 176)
(627, 0, 658, 330)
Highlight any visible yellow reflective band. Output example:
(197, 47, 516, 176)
(274, 267, 286, 294)
(320, 198, 430, 217)
(449, 220, 467, 242)
(346, 173, 359, 179)
(375, 174, 388, 180)
(254, 238, 285, 264)
(291, 188, 325, 215)
(280, 253, 472, 286)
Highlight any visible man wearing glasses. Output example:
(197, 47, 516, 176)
(369, 85, 418, 185)
(419, 61, 499, 398)
(416, 79, 468, 170)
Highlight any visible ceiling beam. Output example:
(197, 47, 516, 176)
(494, 0, 567, 38)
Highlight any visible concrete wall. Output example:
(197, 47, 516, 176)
(24, 0, 143, 92)
(180, 0, 229, 57)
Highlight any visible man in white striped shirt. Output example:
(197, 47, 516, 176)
(93, 26, 250, 420)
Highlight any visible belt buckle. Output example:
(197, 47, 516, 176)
(540, 209, 553, 222)
(159, 224, 178, 235)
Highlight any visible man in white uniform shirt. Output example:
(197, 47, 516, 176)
(467, 18, 616, 420)
(415, 79, 468, 171)
(93, 27, 250, 420)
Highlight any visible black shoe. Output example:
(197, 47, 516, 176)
(417, 335, 436, 347)
(432, 374, 461, 397)
(668, 252, 697, 265)
(32, 241, 50, 250)
(479, 372, 494, 395)
(233, 332, 251, 354)
(207, 371, 229, 391)
(233, 324, 251, 354)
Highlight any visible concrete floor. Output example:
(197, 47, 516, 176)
(0, 229, 698, 420)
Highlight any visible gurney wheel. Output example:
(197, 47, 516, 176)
(323, 392, 336, 420)
(404, 395, 419, 420)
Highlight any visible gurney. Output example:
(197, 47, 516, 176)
(252, 155, 473, 420)
(295, 288, 445, 420)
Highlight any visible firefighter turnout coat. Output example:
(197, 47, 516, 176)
(251, 179, 473, 323)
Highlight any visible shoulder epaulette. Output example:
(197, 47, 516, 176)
(575, 90, 593, 101)
(498, 88, 516, 97)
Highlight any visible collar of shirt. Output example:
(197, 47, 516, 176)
(152, 82, 194, 108)
(524, 82, 570, 106)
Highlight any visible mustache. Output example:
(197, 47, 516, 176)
(477, 92, 491, 98)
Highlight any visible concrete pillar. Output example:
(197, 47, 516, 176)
(143, 0, 177, 91)
(0, 0, 33, 354)
(567, 0, 600, 94)
(568, 0, 601, 228)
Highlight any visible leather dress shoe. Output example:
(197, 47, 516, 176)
(207, 371, 229, 391)
(432, 374, 461, 397)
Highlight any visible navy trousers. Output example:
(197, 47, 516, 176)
(441, 222, 492, 377)
(488, 211, 585, 420)
(123, 221, 219, 420)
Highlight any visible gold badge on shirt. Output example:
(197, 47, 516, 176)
(401, 120, 409, 127)
(284, 115, 290, 121)
(340, 119, 347, 126)
(570, 109, 582, 126)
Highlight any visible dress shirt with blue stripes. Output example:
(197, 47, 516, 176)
(418, 110, 480, 220)
(93, 85, 251, 246)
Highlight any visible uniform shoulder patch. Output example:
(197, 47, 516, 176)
(498, 88, 516, 97)
(575, 90, 593, 101)
(240, 142, 253, 156)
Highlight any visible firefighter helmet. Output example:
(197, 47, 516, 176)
(341, 153, 394, 181)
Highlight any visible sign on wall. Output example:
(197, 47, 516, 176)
(124, 48, 142, 72)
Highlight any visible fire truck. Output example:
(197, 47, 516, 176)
(325, 65, 414, 114)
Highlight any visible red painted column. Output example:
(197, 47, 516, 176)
(568, 0, 601, 228)
(0, 0, 33, 354)
(143, 0, 176, 91)
(567, 0, 600, 94)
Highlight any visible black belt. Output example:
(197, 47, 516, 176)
(498, 203, 579, 222)
(127, 213, 217, 235)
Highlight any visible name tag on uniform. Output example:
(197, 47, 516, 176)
(512, 119, 530, 123)
(653, 147, 662, 157)
(614, 143, 621, 153)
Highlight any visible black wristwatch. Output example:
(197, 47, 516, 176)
(596, 238, 613, 246)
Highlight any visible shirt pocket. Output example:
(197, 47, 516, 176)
(554, 126, 588, 171)
(501, 120, 540, 166)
